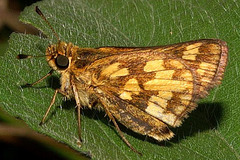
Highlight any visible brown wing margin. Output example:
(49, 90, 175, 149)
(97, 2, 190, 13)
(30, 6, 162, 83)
(174, 40, 228, 126)
(187, 39, 228, 99)
(208, 40, 228, 88)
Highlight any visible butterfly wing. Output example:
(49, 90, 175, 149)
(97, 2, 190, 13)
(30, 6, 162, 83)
(74, 39, 228, 141)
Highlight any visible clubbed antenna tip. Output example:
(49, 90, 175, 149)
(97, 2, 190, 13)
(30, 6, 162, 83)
(17, 54, 32, 59)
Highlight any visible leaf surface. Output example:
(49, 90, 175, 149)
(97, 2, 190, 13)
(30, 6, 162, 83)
(0, 0, 239, 159)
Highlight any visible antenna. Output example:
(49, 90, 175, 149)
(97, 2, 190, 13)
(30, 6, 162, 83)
(17, 6, 60, 60)
(35, 6, 60, 42)
(16, 7, 56, 86)
(16, 54, 47, 59)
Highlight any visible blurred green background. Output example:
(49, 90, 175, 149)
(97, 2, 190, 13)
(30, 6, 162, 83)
(0, 0, 37, 56)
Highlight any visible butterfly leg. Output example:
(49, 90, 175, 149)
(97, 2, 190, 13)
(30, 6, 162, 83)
(39, 89, 59, 125)
(39, 89, 68, 125)
(26, 69, 54, 87)
(99, 99, 142, 155)
(72, 83, 82, 144)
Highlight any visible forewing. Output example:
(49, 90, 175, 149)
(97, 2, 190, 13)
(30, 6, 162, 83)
(84, 39, 228, 130)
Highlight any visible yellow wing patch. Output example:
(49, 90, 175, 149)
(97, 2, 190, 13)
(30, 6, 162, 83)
(143, 79, 193, 92)
(100, 62, 120, 77)
(145, 101, 178, 126)
(124, 78, 141, 93)
(119, 91, 133, 100)
(144, 60, 165, 72)
(155, 70, 175, 79)
(110, 68, 129, 79)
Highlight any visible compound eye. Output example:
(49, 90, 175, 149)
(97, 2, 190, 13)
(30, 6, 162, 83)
(55, 55, 69, 69)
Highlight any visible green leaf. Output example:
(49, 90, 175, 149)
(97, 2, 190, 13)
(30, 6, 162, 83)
(1, 0, 239, 159)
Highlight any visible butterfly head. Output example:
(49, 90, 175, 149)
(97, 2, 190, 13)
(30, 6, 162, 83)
(46, 41, 74, 71)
